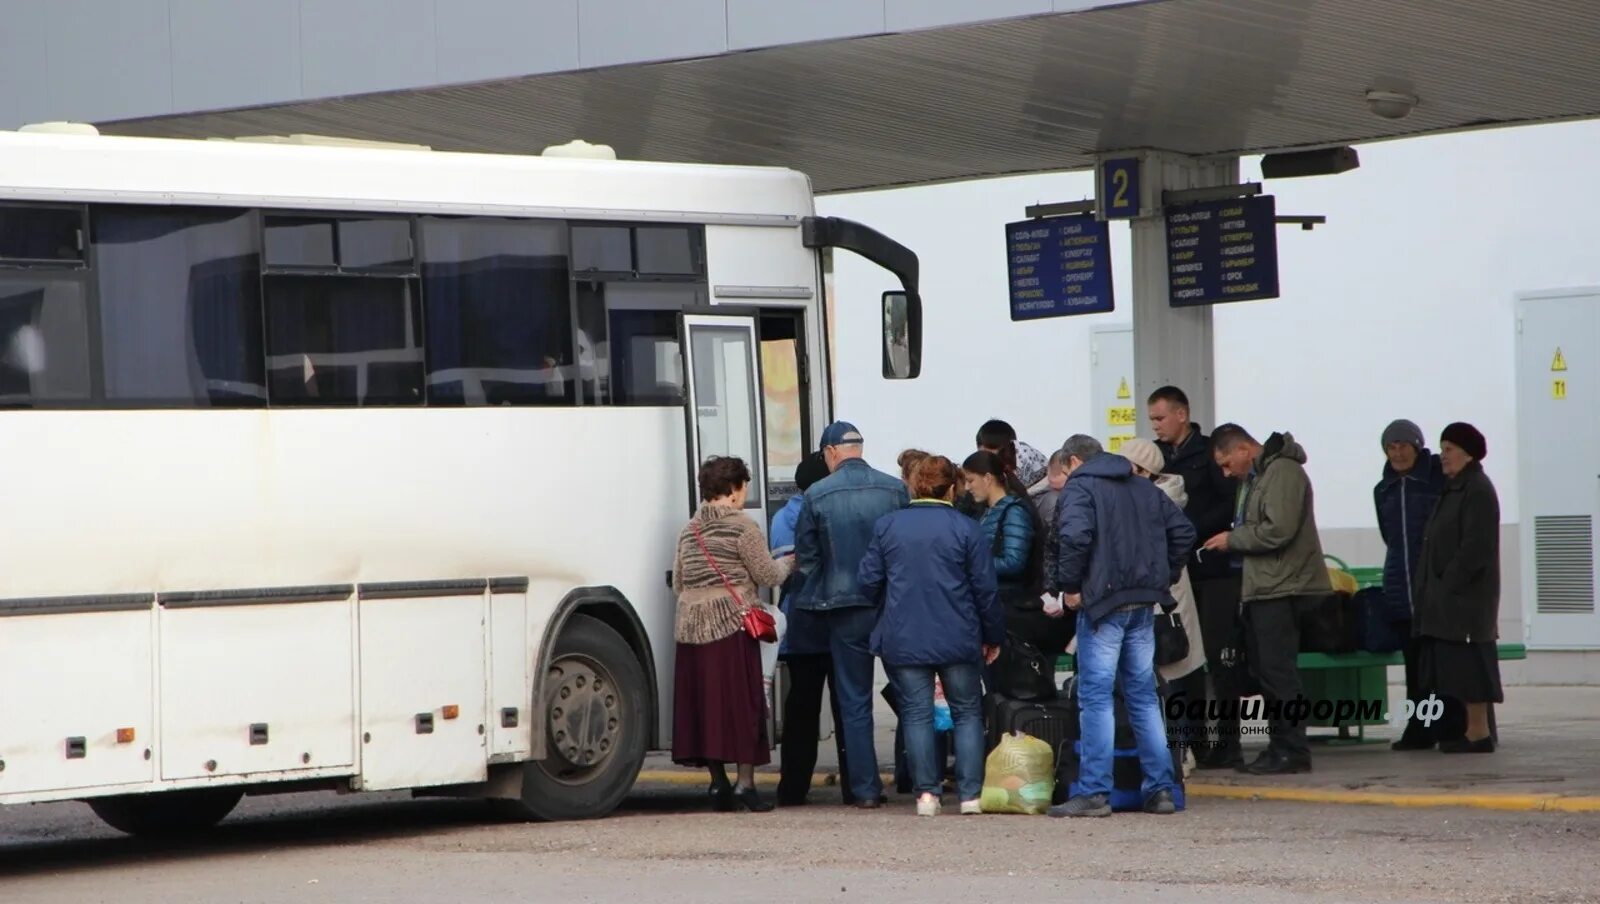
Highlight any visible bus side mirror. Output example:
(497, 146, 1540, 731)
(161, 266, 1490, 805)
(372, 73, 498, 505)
(881, 290, 922, 380)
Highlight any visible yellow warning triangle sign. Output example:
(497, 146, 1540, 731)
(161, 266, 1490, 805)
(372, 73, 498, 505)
(1116, 378, 1131, 400)
(1552, 348, 1567, 372)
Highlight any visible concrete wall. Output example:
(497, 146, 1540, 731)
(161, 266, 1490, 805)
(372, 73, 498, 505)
(0, 0, 1131, 129)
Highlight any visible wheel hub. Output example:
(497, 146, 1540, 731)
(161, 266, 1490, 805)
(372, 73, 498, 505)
(545, 658, 621, 771)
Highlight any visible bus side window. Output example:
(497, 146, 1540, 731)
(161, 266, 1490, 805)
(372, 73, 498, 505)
(262, 214, 423, 407)
(418, 217, 575, 407)
(0, 204, 91, 409)
(94, 207, 266, 407)
(595, 283, 707, 407)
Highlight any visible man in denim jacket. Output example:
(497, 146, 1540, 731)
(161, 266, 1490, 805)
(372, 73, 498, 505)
(794, 421, 909, 808)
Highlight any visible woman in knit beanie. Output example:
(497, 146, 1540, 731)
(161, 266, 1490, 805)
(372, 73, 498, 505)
(1411, 423, 1502, 754)
(1374, 419, 1447, 749)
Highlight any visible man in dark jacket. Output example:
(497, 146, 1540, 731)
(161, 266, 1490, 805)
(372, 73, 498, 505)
(794, 421, 909, 808)
(1203, 425, 1331, 776)
(1148, 385, 1243, 768)
(1372, 419, 1450, 750)
(772, 452, 855, 805)
(1048, 435, 1193, 818)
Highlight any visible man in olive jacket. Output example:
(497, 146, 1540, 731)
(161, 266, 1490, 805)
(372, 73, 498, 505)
(1202, 425, 1331, 775)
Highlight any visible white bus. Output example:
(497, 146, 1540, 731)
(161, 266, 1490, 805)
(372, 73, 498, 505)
(0, 127, 922, 834)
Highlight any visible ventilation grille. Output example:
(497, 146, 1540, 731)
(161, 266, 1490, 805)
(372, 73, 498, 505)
(1535, 516, 1596, 614)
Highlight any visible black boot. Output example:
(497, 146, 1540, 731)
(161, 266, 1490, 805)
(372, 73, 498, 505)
(1440, 735, 1495, 754)
(1237, 749, 1311, 775)
(708, 764, 734, 812)
(1391, 729, 1436, 751)
(1195, 738, 1244, 770)
(733, 785, 775, 812)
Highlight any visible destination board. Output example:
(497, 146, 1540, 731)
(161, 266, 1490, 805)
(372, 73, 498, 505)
(1165, 195, 1279, 307)
(1005, 214, 1114, 320)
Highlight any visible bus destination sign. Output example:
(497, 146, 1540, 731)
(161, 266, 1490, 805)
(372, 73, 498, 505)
(1005, 214, 1114, 320)
(1165, 195, 1280, 307)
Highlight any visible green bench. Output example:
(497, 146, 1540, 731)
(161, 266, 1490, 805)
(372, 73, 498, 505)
(1053, 643, 1527, 743)
(1298, 642, 1526, 742)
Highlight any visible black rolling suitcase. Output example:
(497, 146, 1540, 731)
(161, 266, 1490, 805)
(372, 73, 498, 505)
(984, 692, 1078, 754)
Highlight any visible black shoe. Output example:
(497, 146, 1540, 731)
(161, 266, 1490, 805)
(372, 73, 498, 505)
(853, 796, 885, 810)
(1391, 735, 1436, 751)
(733, 785, 775, 812)
(709, 783, 735, 812)
(1195, 745, 1245, 770)
(1440, 736, 1495, 754)
(1047, 794, 1112, 818)
(1239, 750, 1312, 776)
(1143, 789, 1178, 815)
(776, 793, 809, 807)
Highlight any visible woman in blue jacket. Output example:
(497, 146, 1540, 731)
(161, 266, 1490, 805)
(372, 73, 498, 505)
(1373, 419, 1449, 749)
(963, 450, 1073, 663)
(858, 456, 1003, 817)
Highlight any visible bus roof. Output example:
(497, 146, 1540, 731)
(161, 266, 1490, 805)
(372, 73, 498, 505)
(0, 129, 815, 225)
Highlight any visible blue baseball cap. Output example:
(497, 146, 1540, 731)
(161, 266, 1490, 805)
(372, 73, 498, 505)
(819, 421, 864, 449)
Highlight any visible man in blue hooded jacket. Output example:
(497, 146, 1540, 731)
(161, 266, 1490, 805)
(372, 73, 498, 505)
(1049, 434, 1194, 818)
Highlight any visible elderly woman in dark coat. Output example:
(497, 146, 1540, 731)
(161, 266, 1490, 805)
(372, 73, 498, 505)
(1412, 423, 1502, 754)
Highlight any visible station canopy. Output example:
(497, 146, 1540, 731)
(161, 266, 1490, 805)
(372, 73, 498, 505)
(101, 0, 1600, 194)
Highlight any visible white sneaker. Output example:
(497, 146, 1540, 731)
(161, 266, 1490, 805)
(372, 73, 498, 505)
(960, 799, 982, 815)
(916, 793, 942, 817)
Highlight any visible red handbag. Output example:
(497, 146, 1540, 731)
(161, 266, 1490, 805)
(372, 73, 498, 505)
(690, 523, 778, 643)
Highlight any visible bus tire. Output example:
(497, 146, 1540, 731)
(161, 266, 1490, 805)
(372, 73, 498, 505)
(514, 613, 649, 821)
(88, 787, 244, 837)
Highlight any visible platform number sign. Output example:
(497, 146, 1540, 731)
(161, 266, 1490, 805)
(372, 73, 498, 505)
(1101, 158, 1141, 219)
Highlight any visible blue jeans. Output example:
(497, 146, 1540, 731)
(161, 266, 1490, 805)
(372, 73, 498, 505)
(1075, 606, 1176, 800)
(821, 606, 882, 802)
(885, 662, 985, 802)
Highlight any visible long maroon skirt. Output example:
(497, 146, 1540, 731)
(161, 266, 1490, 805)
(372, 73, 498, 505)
(672, 631, 770, 767)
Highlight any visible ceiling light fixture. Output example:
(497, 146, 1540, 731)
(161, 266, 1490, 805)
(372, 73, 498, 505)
(1365, 89, 1419, 120)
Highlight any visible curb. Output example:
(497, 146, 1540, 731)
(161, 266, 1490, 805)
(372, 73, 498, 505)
(634, 770, 1600, 813)
(1186, 783, 1600, 813)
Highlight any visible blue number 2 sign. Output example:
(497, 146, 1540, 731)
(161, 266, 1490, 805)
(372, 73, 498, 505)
(1101, 158, 1141, 219)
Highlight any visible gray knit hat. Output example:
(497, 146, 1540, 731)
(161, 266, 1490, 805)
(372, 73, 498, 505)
(1380, 419, 1424, 451)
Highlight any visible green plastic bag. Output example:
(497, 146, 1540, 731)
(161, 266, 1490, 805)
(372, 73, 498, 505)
(979, 732, 1055, 814)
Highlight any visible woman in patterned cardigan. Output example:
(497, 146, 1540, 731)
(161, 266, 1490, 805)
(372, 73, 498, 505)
(672, 456, 794, 812)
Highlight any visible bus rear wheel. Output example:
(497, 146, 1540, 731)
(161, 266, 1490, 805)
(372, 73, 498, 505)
(513, 614, 648, 821)
(88, 787, 244, 837)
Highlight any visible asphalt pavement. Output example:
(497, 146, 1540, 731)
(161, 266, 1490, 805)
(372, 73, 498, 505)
(3, 779, 1600, 903)
(5, 684, 1600, 902)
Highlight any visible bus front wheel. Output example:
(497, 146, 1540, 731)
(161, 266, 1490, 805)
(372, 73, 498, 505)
(88, 787, 244, 837)
(514, 613, 649, 821)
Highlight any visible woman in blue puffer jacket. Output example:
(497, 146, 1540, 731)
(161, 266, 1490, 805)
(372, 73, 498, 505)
(1373, 419, 1448, 750)
(963, 450, 1073, 663)
(858, 455, 1003, 816)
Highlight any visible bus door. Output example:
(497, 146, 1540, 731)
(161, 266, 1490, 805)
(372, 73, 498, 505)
(755, 309, 812, 528)
(680, 312, 768, 523)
